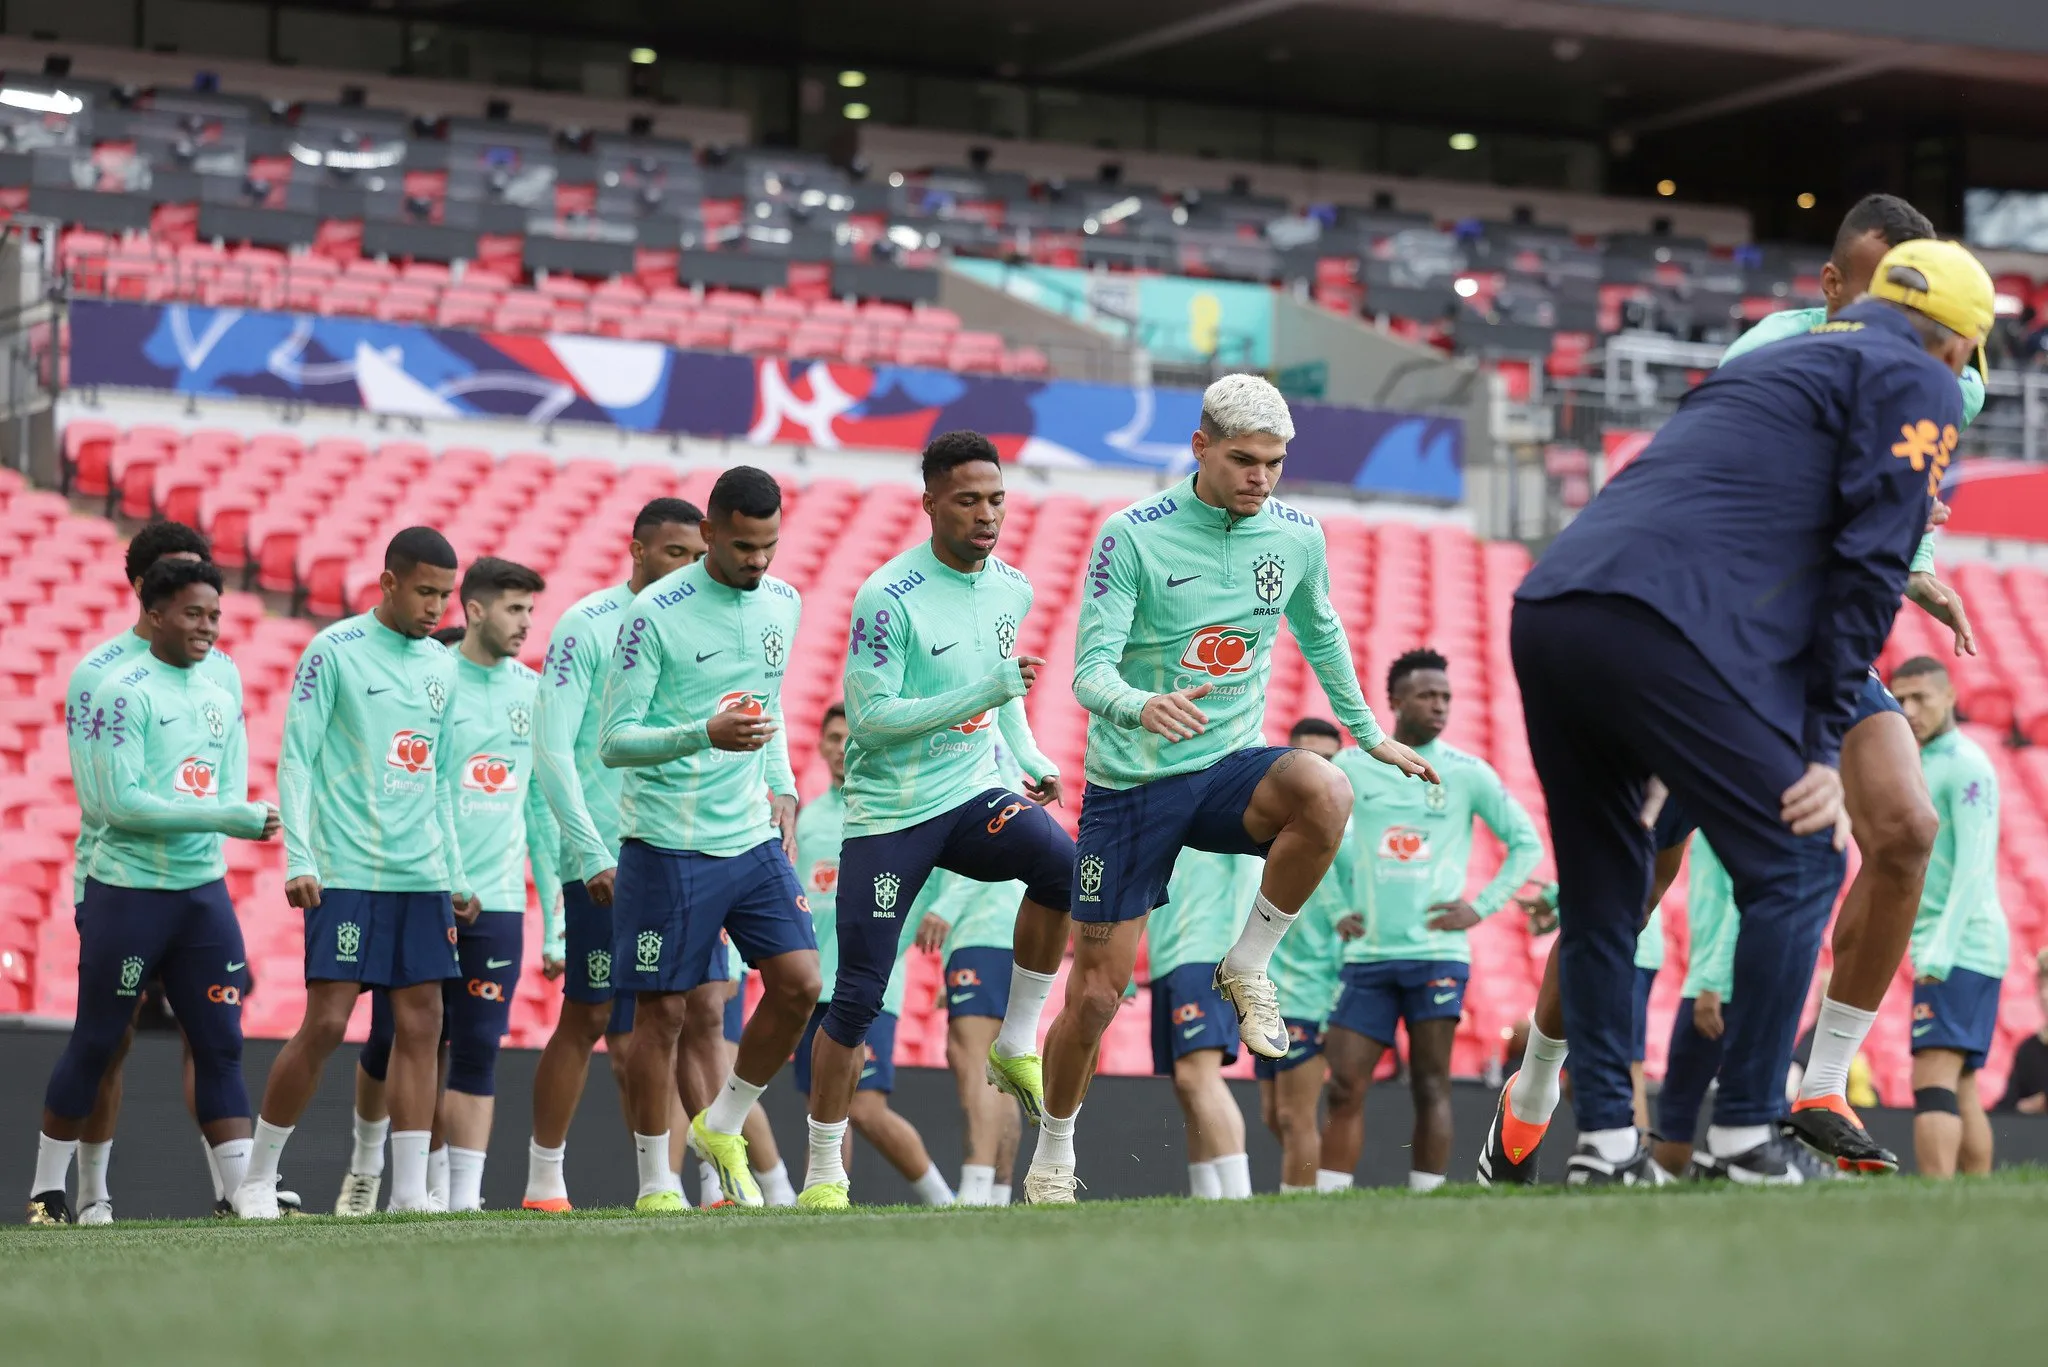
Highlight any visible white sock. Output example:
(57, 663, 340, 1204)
(1035, 1106, 1079, 1168)
(350, 1111, 390, 1177)
(958, 1163, 996, 1205)
(31, 1134, 76, 1197)
(704, 1072, 766, 1136)
(996, 964, 1058, 1058)
(447, 1146, 486, 1212)
(634, 1133, 677, 1199)
(1188, 1159, 1221, 1198)
(805, 1117, 849, 1189)
(200, 1135, 224, 1201)
(388, 1131, 430, 1209)
(1707, 1124, 1772, 1159)
(427, 1145, 450, 1208)
(1315, 1168, 1354, 1192)
(912, 1163, 955, 1206)
(754, 1159, 796, 1207)
(991, 1183, 1012, 1205)
(1798, 998, 1878, 1101)
(526, 1140, 567, 1201)
(1221, 892, 1296, 978)
(246, 1119, 292, 1188)
(76, 1140, 111, 1206)
(1509, 1022, 1569, 1125)
(1582, 1127, 1638, 1163)
(1409, 1169, 1446, 1192)
(211, 1139, 251, 1203)
(1213, 1152, 1252, 1199)
(1280, 1182, 1313, 1194)
(698, 1158, 724, 1203)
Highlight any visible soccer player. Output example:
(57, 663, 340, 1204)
(523, 498, 704, 1212)
(231, 527, 473, 1219)
(1629, 908, 1663, 1130)
(1509, 239, 1988, 1185)
(340, 559, 559, 1213)
(599, 466, 819, 1213)
(1149, 850, 1260, 1199)
(1262, 718, 1345, 1194)
(48, 521, 248, 1221)
(1319, 650, 1540, 1192)
(28, 560, 279, 1225)
(1025, 375, 1432, 1203)
(1649, 833, 1738, 1179)
(801, 431, 1071, 1211)
(1889, 655, 2007, 1178)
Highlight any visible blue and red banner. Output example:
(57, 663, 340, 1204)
(68, 300, 1464, 500)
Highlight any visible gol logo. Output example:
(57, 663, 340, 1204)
(1178, 625, 1259, 677)
(1172, 1001, 1206, 1025)
(206, 984, 242, 1005)
(174, 756, 217, 798)
(1378, 825, 1430, 863)
(948, 967, 983, 990)
(463, 753, 519, 793)
(811, 861, 839, 894)
(1912, 1001, 1935, 1022)
(386, 730, 434, 772)
(718, 691, 769, 716)
(467, 979, 505, 1002)
(951, 709, 995, 734)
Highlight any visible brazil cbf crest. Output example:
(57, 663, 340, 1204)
(1078, 854, 1105, 899)
(635, 930, 663, 972)
(1424, 783, 1449, 814)
(1253, 553, 1286, 605)
(424, 677, 447, 716)
(201, 701, 225, 740)
(334, 921, 363, 963)
(117, 955, 145, 997)
(507, 703, 531, 739)
(586, 949, 612, 989)
(873, 872, 901, 916)
(994, 614, 1018, 658)
(761, 626, 786, 669)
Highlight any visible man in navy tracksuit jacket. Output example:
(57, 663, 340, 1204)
(1510, 240, 1989, 1183)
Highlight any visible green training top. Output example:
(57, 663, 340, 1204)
(1270, 825, 1346, 1022)
(796, 783, 910, 1014)
(841, 541, 1054, 839)
(1911, 729, 2009, 982)
(1332, 739, 1540, 964)
(598, 560, 800, 857)
(67, 628, 243, 901)
(1680, 832, 1738, 1001)
(81, 651, 269, 890)
(535, 582, 635, 888)
(1722, 306, 1984, 576)
(447, 653, 560, 915)
(1634, 906, 1665, 972)
(1148, 849, 1263, 977)
(1072, 477, 1384, 790)
(280, 612, 468, 896)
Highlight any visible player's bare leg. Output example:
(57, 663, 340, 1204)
(1266, 1059, 1326, 1191)
(1957, 1072, 1993, 1175)
(1407, 1017, 1458, 1187)
(233, 980, 361, 1217)
(523, 998, 627, 1211)
(1216, 752, 1353, 1059)
(948, 1013, 1020, 1202)
(985, 896, 1069, 1123)
(1171, 1049, 1249, 1198)
(1028, 917, 1146, 1202)
(624, 991, 689, 1206)
(1912, 1048, 1968, 1178)
(694, 948, 819, 1207)
(382, 982, 445, 1211)
(847, 1091, 953, 1204)
(1317, 1025, 1385, 1184)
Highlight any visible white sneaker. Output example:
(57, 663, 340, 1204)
(276, 1179, 303, 1216)
(1021, 1163, 1081, 1205)
(77, 1200, 113, 1226)
(334, 1171, 380, 1217)
(231, 1178, 281, 1220)
(388, 1189, 448, 1215)
(1213, 962, 1289, 1059)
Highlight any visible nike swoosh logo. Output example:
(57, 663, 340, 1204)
(158, 717, 176, 727)
(930, 643, 957, 655)
(1826, 1028, 1860, 1039)
(1181, 1025, 1203, 1038)
(366, 686, 392, 696)
(1911, 1023, 1932, 1037)
(224, 962, 246, 973)
(949, 992, 972, 1004)
(695, 651, 722, 662)
(1432, 991, 1458, 1005)
(1166, 574, 1200, 587)
(485, 958, 513, 969)
(986, 795, 1005, 808)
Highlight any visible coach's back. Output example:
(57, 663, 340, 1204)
(1518, 299, 1958, 760)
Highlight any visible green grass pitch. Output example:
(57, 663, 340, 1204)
(6, 1173, 2048, 1365)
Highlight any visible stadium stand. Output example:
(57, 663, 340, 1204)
(5, 429, 2047, 1105)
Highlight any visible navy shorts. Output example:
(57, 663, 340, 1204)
(562, 879, 632, 1035)
(1630, 963, 1658, 1062)
(1650, 792, 1698, 851)
(723, 973, 746, 1044)
(1911, 967, 2001, 1071)
(304, 889, 457, 989)
(612, 839, 813, 997)
(793, 1002, 897, 1094)
(1656, 996, 1726, 1143)
(1149, 961, 1240, 1074)
(1074, 746, 1287, 925)
(1853, 669, 1905, 726)
(943, 946, 1013, 1020)
(826, 789, 1071, 1047)
(1254, 1017, 1325, 1081)
(1328, 959, 1468, 1047)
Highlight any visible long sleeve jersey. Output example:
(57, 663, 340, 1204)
(1680, 833, 1738, 1001)
(1911, 729, 2008, 982)
(534, 582, 635, 888)
(446, 652, 559, 915)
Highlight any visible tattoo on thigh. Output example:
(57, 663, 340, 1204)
(1079, 922, 1115, 942)
(1269, 749, 1301, 778)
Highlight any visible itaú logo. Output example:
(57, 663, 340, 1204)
(1178, 625, 1260, 677)
(462, 753, 519, 793)
(386, 730, 434, 773)
(950, 709, 995, 734)
(718, 691, 769, 716)
(173, 756, 217, 797)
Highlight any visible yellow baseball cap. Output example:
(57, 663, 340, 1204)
(1868, 238, 1995, 375)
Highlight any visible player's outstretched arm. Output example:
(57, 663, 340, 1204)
(432, 667, 473, 906)
(1281, 528, 1392, 749)
(1071, 521, 1151, 728)
(279, 640, 335, 881)
(533, 630, 618, 882)
(1467, 765, 1544, 920)
(524, 777, 564, 956)
(1918, 755, 1999, 983)
(597, 614, 713, 766)
(92, 688, 268, 838)
(995, 697, 1055, 785)
(843, 587, 1031, 742)
(216, 698, 280, 841)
